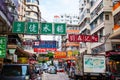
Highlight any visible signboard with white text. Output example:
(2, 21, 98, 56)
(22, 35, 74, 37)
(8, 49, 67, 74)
(0, 37, 7, 58)
(12, 21, 66, 35)
(33, 40, 57, 48)
(40, 23, 53, 34)
(12, 21, 25, 33)
(68, 34, 98, 42)
(26, 22, 39, 34)
(54, 23, 66, 35)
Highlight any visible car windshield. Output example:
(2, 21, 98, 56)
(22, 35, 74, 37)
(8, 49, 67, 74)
(2, 65, 29, 76)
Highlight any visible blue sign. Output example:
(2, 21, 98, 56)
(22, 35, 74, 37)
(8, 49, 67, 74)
(33, 40, 57, 48)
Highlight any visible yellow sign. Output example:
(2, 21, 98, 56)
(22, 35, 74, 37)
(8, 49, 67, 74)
(19, 57, 28, 64)
(67, 50, 72, 57)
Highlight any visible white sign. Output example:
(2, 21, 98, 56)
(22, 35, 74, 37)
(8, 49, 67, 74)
(83, 55, 106, 73)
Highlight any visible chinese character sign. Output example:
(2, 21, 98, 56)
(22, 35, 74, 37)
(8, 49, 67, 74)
(68, 34, 98, 42)
(54, 23, 66, 35)
(12, 21, 67, 35)
(12, 21, 25, 33)
(0, 37, 7, 58)
(26, 22, 39, 34)
(40, 23, 53, 34)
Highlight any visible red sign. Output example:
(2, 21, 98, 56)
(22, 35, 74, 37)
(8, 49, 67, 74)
(34, 48, 57, 52)
(106, 51, 120, 57)
(68, 34, 98, 42)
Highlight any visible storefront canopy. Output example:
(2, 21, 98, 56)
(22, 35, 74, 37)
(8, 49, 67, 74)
(15, 47, 32, 57)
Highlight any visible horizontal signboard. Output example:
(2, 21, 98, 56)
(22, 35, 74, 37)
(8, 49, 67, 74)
(12, 22, 66, 35)
(34, 48, 57, 52)
(68, 34, 98, 42)
(54, 51, 67, 59)
(84, 55, 106, 73)
(33, 40, 57, 48)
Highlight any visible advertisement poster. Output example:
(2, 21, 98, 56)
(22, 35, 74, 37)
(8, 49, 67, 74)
(84, 55, 106, 73)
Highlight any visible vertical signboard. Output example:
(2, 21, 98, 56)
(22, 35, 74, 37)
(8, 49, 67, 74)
(12, 21, 25, 33)
(0, 37, 7, 58)
(26, 22, 39, 34)
(40, 23, 53, 34)
(54, 23, 66, 35)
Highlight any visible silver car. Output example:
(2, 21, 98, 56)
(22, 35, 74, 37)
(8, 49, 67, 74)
(47, 66, 57, 74)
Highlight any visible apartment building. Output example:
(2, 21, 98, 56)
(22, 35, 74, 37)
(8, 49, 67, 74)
(109, 1, 120, 51)
(23, 0, 41, 54)
(53, 14, 80, 53)
(53, 14, 79, 25)
(89, 0, 113, 54)
(62, 24, 80, 52)
(79, 0, 91, 54)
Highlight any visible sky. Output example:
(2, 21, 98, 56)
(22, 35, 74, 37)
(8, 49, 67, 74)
(39, 0, 79, 22)
(39, 0, 79, 47)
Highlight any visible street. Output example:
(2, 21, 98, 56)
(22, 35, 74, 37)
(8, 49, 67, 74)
(42, 72, 70, 80)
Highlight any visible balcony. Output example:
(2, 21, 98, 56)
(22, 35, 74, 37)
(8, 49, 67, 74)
(113, 1, 120, 11)
(91, 22, 104, 35)
(113, 24, 120, 31)
(113, 1, 120, 16)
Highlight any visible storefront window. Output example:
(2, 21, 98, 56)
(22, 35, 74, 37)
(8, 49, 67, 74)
(109, 60, 120, 73)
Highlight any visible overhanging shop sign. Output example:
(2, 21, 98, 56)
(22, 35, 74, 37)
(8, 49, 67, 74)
(68, 34, 98, 42)
(34, 48, 57, 52)
(33, 40, 57, 48)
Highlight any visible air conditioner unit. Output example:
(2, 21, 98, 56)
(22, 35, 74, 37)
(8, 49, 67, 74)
(11, 3, 16, 7)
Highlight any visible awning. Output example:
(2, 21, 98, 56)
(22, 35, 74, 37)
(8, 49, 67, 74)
(109, 28, 120, 39)
(15, 47, 32, 58)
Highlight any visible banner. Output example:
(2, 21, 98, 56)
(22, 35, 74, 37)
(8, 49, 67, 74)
(33, 40, 57, 48)
(68, 34, 98, 42)
(54, 51, 66, 59)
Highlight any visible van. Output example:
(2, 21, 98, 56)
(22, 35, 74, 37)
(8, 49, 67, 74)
(0, 64, 31, 80)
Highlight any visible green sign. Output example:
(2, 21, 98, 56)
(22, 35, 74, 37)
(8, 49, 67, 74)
(40, 23, 53, 34)
(12, 21, 25, 33)
(0, 37, 7, 58)
(26, 22, 39, 34)
(54, 23, 66, 35)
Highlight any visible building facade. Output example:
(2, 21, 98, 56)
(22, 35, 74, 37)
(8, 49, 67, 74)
(79, 0, 113, 55)
(53, 14, 79, 25)
(78, 0, 91, 54)
(23, 0, 41, 54)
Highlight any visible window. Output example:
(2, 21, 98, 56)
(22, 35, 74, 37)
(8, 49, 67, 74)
(33, 13, 38, 17)
(87, 0, 89, 3)
(87, 9, 90, 13)
(105, 15, 109, 20)
(27, 0, 31, 2)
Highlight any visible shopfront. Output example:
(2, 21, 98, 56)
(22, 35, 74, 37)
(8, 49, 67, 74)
(15, 47, 32, 64)
(106, 51, 120, 80)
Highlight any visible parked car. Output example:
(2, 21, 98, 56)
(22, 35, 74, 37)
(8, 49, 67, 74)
(42, 63, 48, 72)
(0, 64, 31, 80)
(57, 66, 64, 72)
(47, 65, 57, 74)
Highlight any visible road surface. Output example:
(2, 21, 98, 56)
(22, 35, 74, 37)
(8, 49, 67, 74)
(42, 72, 70, 80)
